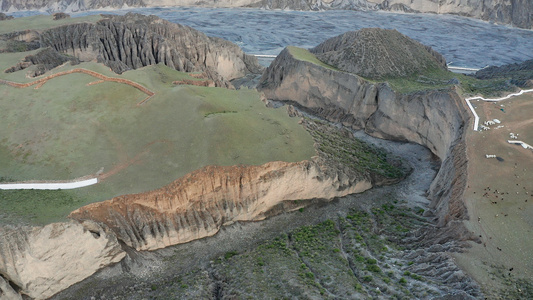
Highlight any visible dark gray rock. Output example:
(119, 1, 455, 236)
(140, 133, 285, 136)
(53, 12, 70, 20)
(4, 47, 79, 76)
(39, 13, 263, 87)
(0, 12, 13, 20)
(474, 59, 533, 88)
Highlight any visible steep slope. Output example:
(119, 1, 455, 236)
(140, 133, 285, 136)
(0, 221, 125, 299)
(258, 30, 472, 241)
(69, 160, 373, 251)
(1, 0, 532, 30)
(473, 58, 533, 87)
(38, 13, 262, 87)
(68, 118, 408, 252)
(310, 28, 447, 79)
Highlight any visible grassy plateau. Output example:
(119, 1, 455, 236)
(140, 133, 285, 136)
(0, 55, 315, 225)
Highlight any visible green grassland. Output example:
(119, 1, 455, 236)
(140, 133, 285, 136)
(0, 60, 315, 225)
(288, 46, 515, 97)
(385, 67, 513, 96)
(0, 14, 103, 35)
(287, 46, 338, 71)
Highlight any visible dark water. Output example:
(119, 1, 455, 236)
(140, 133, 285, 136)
(11, 7, 533, 69)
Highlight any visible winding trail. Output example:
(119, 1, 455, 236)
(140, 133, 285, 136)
(0, 68, 155, 105)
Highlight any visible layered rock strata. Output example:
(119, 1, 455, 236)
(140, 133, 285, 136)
(258, 37, 471, 232)
(70, 160, 374, 251)
(38, 13, 263, 87)
(1, 0, 532, 30)
(0, 221, 125, 300)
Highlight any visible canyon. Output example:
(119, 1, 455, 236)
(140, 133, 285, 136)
(258, 29, 472, 237)
(1, 10, 532, 299)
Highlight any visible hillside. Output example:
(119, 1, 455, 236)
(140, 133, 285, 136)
(0, 15, 413, 299)
(258, 27, 533, 298)
(0, 14, 310, 225)
(310, 28, 447, 80)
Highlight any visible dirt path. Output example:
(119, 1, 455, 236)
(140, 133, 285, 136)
(0, 68, 155, 105)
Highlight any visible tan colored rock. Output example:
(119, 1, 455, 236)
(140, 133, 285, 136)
(0, 221, 125, 299)
(70, 160, 372, 251)
(258, 42, 471, 229)
(0, 275, 22, 300)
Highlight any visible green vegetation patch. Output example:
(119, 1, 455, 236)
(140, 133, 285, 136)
(0, 61, 315, 225)
(0, 15, 102, 35)
(384, 66, 514, 96)
(287, 46, 338, 71)
(305, 119, 407, 180)
(213, 234, 328, 299)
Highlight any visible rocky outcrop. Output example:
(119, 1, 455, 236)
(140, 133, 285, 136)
(0, 221, 125, 299)
(52, 12, 69, 20)
(474, 59, 533, 87)
(1, 0, 532, 29)
(38, 13, 262, 87)
(4, 47, 79, 76)
(0, 12, 13, 20)
(70, 160, 373, 251)
(260, 0, 533, 30)
(258, 39, 471, 230)
(0, 30, 40, 53)
(311, 28, 447, 79)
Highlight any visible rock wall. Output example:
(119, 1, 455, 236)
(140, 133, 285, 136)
(0, 221, 125, 300)
(260, 0, 533, 30)
(38, 13, 263, 87)
(258, 47, 471, 229)
(70, 160, 373, 251)
(1, 0, 531, 30)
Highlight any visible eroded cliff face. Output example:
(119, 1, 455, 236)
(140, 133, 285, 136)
(261, 0, 533, 29)
(70, 160, 373, 251)
(0, 221, 125, 300)
(258, 47, 471, 231)
(38, 13, 262, 87)
(1, 0, 531, 30)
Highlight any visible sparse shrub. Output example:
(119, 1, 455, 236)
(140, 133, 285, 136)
(367, 264, 381, 273)
(224, 251, 238, 260)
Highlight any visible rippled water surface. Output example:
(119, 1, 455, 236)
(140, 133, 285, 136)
(13, 7, 533, 68)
